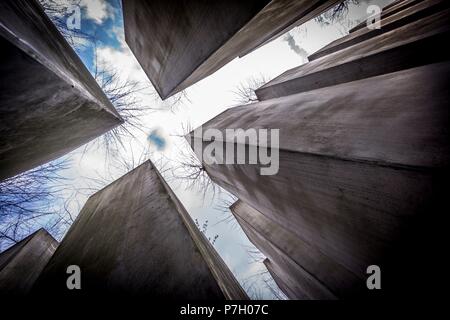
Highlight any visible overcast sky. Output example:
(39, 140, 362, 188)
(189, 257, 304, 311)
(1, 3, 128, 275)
(36, 0, 393, 299)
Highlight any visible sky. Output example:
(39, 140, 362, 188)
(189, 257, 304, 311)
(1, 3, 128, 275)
(32, 0, 393, 299)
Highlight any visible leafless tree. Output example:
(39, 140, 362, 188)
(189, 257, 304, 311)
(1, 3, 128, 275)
(163, 121, 221, 201)
(194, 218, 219, 246)
(241, 244, 287, 300)
(284, 0, 363, 59)
(87, 53, 151, 160)
(162, 90, 192, 113)
(0, 159, 70, 250)
(169, 144, 221, 201)
(40, 0, 92, 48)
(315, 0, 361, 26)
(211, 193, 239, 229)
(232, 75, 271, 105)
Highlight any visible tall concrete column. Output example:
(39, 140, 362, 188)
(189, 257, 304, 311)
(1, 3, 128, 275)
(263, 259, 298, 300)
(187, 0, 449, 299)
(122, 0, 340, 99)
(0, 0, 123, 181)
(231, 200, 363, 299)
(0, 229, 58, 295)
(188, 62, 450, 297)
(348, 0, 423, 34)
(33, 160, 248, 299)
(255, 3, 450, 100)
(232, 201, 337, 300)
(309, 0, 447, 61)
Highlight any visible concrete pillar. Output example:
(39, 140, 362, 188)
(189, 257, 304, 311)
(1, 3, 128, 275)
(263, 259, 299, 300)
(0, 0, 123, 181)
(122, 0, 339, 99)
(33, 160, 248, 299)
(0, 229, 58, 295)
(188, 62, 450, 297)
(309, 0, 447, 61)
(231, 200, 363, 299)
(237, 1, 340, 58)
(232, 202, 337, 300)
(348, 0, 423, 34)
(255, 6, 450, 100)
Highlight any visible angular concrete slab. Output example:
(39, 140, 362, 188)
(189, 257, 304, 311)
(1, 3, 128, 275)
(237, 0, 340, 58)
(0, 229, 58, 295)
(349, 0, 424, 34)
(188, 63, 450, 296)
(255, 7, 450, 100)
(263, 259, 299, 300)
(122, 0, 338, 99)
(309, 0, 447, 61)
(33, 160, 248, 299)
(231, 200, 364, 299)
(0, 0, 123, 181)
(234, 211, 336, 299)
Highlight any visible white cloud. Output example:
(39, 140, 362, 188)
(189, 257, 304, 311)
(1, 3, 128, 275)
(81, 0, 111, 24)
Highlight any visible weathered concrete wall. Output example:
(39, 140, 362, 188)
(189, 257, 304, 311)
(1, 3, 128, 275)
(189, 62, 450, 297)
(349, 0, 423, 34)
(237, 1, 341, 58)
(256, 6, 450, 100)
(0, 229, 58, 295)
(233, 205, 336, 300)
(33, 160, 247, 299)
(122, 0, 338, 99)
(263, 259, 298, 300)
(231, 200, 364, 299)
(309, 0, 447, 61)
(0, 0, 123, 181)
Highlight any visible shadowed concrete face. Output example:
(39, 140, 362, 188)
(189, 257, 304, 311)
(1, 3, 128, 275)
(122, 0, 339, 99)
(33, 161, 248, 299)
(231, 200, 363, 299)
(186, 0, 449, 299)
(256, 4, 450, 100)
(263, 259, 300, 300)
(0, 229, 58, 295)
(348, 0, 424, 34)
(234, 208, 337, 300)
(308, 0, 448, 61)
(189, 62, 450, 298)
(0, 0, 123, 181)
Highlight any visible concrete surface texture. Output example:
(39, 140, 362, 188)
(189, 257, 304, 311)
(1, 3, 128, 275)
(0, 0, 123, 181)
(188, 0, 450, 298)
(237, 1, 340, 58)
(233, 205, 337, 300)
(256, 3, 450, 100)
(122, 0, 338, 99)
(189, 61, 449, 298)
(231, 200, 363, 299)
(33, 160, 248, 299)
(263, 259, 299, 300)
(0, 229, 58, 295)
(348, 0, 424, 33)
(309, 0, 447, 61)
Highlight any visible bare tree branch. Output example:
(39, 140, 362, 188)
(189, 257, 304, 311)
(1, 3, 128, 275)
(315, 0, 361, 26)
(232, 74, 271, 105)
(40, 0, 93, 49)
(0, 158, 71, 250)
